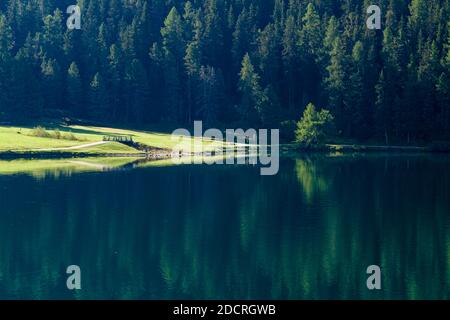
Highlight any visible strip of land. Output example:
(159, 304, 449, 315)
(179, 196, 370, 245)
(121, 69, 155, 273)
(293, 144, 428, 153)
(0, 123, 227, 159)
(1, 123, 448, 160)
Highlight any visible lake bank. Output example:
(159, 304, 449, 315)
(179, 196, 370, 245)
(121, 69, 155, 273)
(282, 143, 450, 154)
(2, 124, 450, 161)
(0, 123, 224, 160)
(0, 150, 147, 160)
(2, 142, 449, 160)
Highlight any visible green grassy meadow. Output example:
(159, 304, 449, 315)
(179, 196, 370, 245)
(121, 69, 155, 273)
(0, 124, 227, 155)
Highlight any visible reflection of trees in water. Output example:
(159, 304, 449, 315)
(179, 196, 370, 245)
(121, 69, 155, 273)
(134, 157, 444, 300)
(0, 158, 449, 299)
(292, 156, 450, 299)
(295, 157, 334, 203)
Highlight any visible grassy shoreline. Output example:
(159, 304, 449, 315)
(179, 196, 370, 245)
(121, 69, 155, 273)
(1, 124, 449, 161)
(285, 144, 425, 153)
(0, 151, 147, 160)
(282, 143, 450, 154)
(0, 123, 225, 159)
(2, 143, 447, 161)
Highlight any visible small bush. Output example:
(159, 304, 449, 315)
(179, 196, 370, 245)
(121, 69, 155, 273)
(54, 129, 61, 139)
(64, 132, 79, 141)
(29, 126, 80, 141)
(30, 126, 51, 138)
(295, 103, 334, 146)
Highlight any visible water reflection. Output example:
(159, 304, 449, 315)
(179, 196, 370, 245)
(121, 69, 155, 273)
(0, 155, 448, 299)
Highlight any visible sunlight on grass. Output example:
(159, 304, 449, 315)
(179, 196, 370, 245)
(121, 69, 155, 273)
(0, 124, 229, 154)
(69, 125, 228, 152)
(70, 142, 142, 154)
(0, 127, 86, 151)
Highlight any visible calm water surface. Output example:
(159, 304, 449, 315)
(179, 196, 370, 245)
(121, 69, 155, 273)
(0, 155, 449, 299)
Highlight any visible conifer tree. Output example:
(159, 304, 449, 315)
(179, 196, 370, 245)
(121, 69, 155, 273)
(67, 62, 83, 116)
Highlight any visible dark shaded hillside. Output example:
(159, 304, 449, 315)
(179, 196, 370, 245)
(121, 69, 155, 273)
(0, 0, 449, 143)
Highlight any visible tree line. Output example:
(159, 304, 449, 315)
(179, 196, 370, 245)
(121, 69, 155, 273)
(0, 0, 449, 143)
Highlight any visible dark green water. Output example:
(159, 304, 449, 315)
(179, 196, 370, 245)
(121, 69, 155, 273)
(0, 155, 449, 300)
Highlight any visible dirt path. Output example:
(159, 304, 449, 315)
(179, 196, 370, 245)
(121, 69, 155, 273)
(30, 141, 111, 152)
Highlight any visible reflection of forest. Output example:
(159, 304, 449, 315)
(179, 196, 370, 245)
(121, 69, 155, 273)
(0, 155, 448, 299)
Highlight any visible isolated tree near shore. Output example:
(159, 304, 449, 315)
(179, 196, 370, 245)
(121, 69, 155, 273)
(296, 103, 334, 145)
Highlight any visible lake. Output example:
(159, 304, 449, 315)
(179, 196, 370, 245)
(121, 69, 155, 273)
(0, 154, 449, 299)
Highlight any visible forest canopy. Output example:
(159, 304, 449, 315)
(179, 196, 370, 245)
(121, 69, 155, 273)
(0, 0, 449, 143)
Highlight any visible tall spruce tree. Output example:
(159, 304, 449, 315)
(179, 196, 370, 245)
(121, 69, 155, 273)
(238, 53, 266, 124)
(67, 62, 83, 116)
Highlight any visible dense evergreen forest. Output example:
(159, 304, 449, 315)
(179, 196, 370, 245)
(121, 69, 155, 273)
(0, 0, 449, 143)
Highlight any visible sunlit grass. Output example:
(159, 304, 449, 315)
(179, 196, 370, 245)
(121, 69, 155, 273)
(68, 125, 228, 152)
(69, 142, 142, 154)
(0, 126, 85, 151)
(0, 124, 228, 154)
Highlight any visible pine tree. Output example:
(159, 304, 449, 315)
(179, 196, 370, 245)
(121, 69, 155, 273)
(201, 0, 224, 67)
(197, 66, 223, 125)
(89, 72, 109, 120)
(42, 9, 64, 59)
(282, 14, 300, 111)
(161, 7, 186, 122)
(408, 0, 428, 36)
(436, 22, 450, 137)
(260, 84, 282, 127)
(185, 39, 201, 123)
(232, 7, 257, 73)
(325, 36, 347, 133)
(107, 43, 123, 120)
(344, 41, 366, 139)
(299, 3, 321, 58)
(11, 49, 43, 118)
(0, 14, 14, 117)
(375, 71, 391, 145)
(436, 72, 449, 137)
(67, 62, 83, 116)
(125, 58, 150, 123)
(258, 23, 282, 92)
(40, 58, 62, 111)
(238, 53, 266, 124)
(418, 40, 441, 140)
(298, 3, 322, 110)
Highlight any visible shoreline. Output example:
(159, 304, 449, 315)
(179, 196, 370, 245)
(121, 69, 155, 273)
(1, 143, 450, 160)
(282, 143, 450, 154)
(0, 150, 172, 160)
